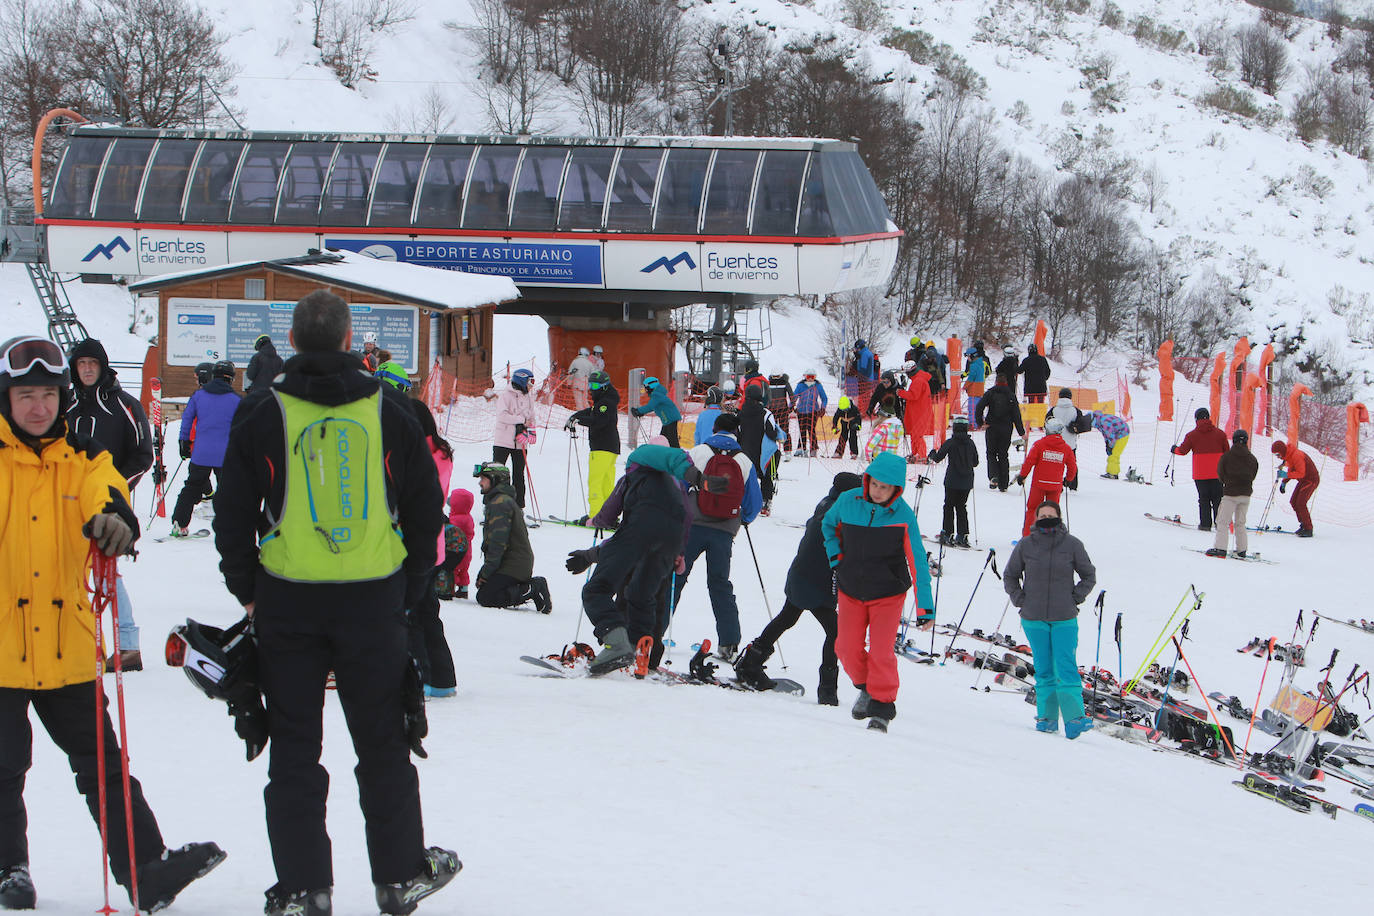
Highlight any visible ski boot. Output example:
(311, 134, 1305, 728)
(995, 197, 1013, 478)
(1100, 472, 1118, 479)
(817, 664, 839, 706)
(867, 699, 896, 731)
(0, 864, 35, 910)
(851, 686, 872, 720)
(375, 847, 461, 915)
(954, 534, 971, 549)
(456, 586, 468, 600)
(1035, 718, 1058, 734)
(528, 577, 552, 614)
(265, 885, 333, 916)
(733, 642, 775, 690)
(125, 842, 227, 912)
(1064, 716, 1094, 740)
(1236, 550, 1247, 558)
(809, 448, 818, 458)
(715, 643, 739, 663)
(1296, 528, 1313, 538)
(1205, 548, 1227, 557)
(590, 627, 635, 675)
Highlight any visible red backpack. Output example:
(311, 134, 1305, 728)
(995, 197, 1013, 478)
(697, 448, 746, 520)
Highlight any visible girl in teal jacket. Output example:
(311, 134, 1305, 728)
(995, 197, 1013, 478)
(631, 376, 682, 447)
(821, 451, 934, 730)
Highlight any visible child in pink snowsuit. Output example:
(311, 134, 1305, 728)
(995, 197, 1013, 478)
(448, 489, 477, 599)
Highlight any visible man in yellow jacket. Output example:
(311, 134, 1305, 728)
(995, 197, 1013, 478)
(0, 335, 223, 912)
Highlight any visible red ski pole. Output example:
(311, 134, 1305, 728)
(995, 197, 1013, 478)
(89, 546, 140, 912)
(1242, 638, 1278, 758)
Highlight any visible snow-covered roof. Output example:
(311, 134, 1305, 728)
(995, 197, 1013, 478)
(128, 251, 520, 312)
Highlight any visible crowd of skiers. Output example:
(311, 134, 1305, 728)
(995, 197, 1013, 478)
(0, 316, 1331, 914)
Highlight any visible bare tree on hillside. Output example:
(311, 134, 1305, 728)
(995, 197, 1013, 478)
(675, 24, 789, 135)
(819, 287, 896, 378)
(1235, 22, 1289, 96)
(468, 0, 557, 133)
(1322, 72, 1373, 158)
(61, 0, 237, 127)
(0, 0, 81, 204)
(566, 0, 684, 135)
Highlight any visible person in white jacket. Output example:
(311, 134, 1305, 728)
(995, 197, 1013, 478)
(490, 368, 537, 508)
(567, 347, 597, 409)
(1049, 388, 1080, 451)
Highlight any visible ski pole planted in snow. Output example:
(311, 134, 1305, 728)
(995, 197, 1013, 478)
(1124, 585, 1203, 695)
(927, 538, 946, 658)
(1243, 638, 1278, 758)
(971, 595, 1015, 692)
(941, 549, 999, 664)
(743, 524, 786, 670)
(1091, 590, 1105, 716)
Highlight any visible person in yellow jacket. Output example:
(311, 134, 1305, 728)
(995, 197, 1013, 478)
(0, 335, 223, 911)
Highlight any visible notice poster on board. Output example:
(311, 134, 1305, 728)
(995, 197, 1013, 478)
(166, 298, 420, 371)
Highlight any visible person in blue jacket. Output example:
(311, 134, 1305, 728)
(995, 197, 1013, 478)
(791, 370, 828, 457)
(853, 339, 877, 381)
(694, 385, 726, 446)
(627, 412, 762, 661)
(170, 360, 241, 537)
(822, 451, 934, 730)
(631, 376, 682, 447)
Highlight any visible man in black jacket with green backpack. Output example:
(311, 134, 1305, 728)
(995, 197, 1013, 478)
(214, 290, 458, 916)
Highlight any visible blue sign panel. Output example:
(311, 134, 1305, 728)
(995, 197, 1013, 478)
(325, 237, 602, 285)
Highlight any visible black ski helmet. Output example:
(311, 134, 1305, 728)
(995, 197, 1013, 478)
(588, 370, 609, 390)
(746, 384, 766, 402)
(704, 385, 724, 406)
(0, 335, 72, 419)
(165, 616, 267, 760)
(194, 362, 213, 387)
(212, 359, 235, 381)
(1233, 428, 1249, 444)
(744, 358, 759, 375)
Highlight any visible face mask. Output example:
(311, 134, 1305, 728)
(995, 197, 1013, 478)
(1035, 516, 1061, 530)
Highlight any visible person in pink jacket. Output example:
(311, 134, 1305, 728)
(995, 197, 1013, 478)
(446, 489, 477, 599)
(411, 401, 458, 696)
(491, 368, 537, 508)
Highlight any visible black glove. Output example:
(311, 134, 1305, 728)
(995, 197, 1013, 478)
(1170, 445, 1179, 455)
(1279, 479, 1288, 494)
(515, 423, 527, 437)
(927, 450, 938, 462)
(566, 548, 596, 574)
(403, 656, 428, 759)
(85, 512, 135, 557)
(683, 466, 704, 489)
(1066, 476, 1078, 491)
(564, 419, 577, 432)
(179, 439, 192, 459)
(1015, 475, 1025, 487)
(704, 475, 730, 494)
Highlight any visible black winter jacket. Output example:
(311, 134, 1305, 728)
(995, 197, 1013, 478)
(738, 399, 777, 464)
(975, 384, 1026, 436)
(571, 383, 621, 454)
(785, 473, 862, 609)
(995, 356, 1020, 392)
(1019, 354, 1051, 395)
(66, 338, 154, 490)
(930, 427, 980, 490)
(1217, 444, 1259, 497)
(245, 339, 284, 390)
(213, 350, 442, 609)
(866, 380, 903, 417)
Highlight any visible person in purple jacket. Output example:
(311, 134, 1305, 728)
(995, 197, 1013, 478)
(170, 360, 242, 537)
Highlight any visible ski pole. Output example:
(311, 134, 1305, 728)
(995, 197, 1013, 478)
(970, 477, 979, 546)
(1262, 662, 1365, 758)
(1114, 612, 1124, 723)
(743, 524, 786, 670)
(1257, 477, 1279, 531)
(572, 431, 588, 516)
(1155, 619, 1189, 723)
(970, 595, 1014, 691)
(1124, 585, 1202, 695)
(564, 431, 573, 520)
(1169, 633, 1239, 761)
(927, 538, 946, 657)
(522, 447, 543, 524)
(573, 530, 599, 643)
(1091, 590, 1105, 716)
(1243, 638, 1278, 758)
(89, 547, 140, 912)
(941, 549, 999, 663)
(148, 456, 187, 527)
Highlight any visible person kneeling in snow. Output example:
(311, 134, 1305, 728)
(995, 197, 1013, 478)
(1003, 500, 1096, 739)
(821, 453, 934, 730)
(473, 463, 551, 613)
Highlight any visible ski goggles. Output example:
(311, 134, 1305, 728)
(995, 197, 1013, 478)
(1, 337, 66, 377)
(164, 626, 229, 683)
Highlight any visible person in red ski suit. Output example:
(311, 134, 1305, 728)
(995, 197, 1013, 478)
(447, 489, 477, 597)
(1016, 417, 1078, 537)
(1270, 440, 1319, 537)
(1171, 407, 1228, 530)
(903, 367, 932, 462)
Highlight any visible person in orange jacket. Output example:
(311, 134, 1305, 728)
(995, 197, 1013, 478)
(1016, 416, 1078, 536)
(902, 362, 932, 463)
(1171, 407, 1229, 530)
(1271, 440, 1319, 537)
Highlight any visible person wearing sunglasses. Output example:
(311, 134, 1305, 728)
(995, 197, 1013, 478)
(0, 334, 224, 911)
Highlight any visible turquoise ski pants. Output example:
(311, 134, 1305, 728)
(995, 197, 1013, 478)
(1021, 618, 1084, 725)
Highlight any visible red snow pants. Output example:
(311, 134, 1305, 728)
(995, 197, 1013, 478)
(836, 591, 906, 704)
(1023, 483, 1063, 536)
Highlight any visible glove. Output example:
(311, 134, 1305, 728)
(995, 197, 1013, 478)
(916, 609, 935, 624)
(927, 450, 938, 462)
(86, 512, 134, 557)
(515, 423, 527, 437)
(1015, 476, 1025, 487)
(1279, 479, 1288, 494)
(1277, 467, 1288, 479)
(704, 475, 730, 494)
(179, 439, 192, 459)
(683, 466, 704, 489)
(1065, 476, 1078, 491)
(565, 419, 577, 432)
(675, 554, 686, 575)
(402, 657, 429, 759)
(566, 548, 596, 574)
(1170, 445, 1179, 455)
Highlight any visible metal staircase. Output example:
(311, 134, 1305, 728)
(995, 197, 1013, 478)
(1, 207, 88, 351)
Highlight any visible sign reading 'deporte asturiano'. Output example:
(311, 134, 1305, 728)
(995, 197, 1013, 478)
(167, 299, 420, 371)
(324, 237, 603, 285)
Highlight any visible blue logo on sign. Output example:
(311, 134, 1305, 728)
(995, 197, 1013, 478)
(641, 251, 696, 275)
(176, 314, 216, 326)
(81, 236, 131, 262)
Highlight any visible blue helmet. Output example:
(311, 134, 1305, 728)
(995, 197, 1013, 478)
(511, 368, 535, 392)
(643, 376, 660, 390)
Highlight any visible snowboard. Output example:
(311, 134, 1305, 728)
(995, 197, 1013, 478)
(153, 528, 210, 543)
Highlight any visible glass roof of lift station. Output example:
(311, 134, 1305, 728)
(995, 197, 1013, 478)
(46, 128, 893, 239)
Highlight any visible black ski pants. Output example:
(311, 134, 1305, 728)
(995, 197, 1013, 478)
(254, 572, 424, 892)
(476, 572, 532, 609)
(409, 569, 456, 690)
(985, 425, 1013, 489)
(942, 486, 971, 539)
(660, 421, 680, 449)
(583, 528, 676, 643)
(833, 423, 859, 457)
(796, 413, 819, 452)
(172, 462, 218, 529)
(1195, 478, 1223, 531)
(0, 682, 164, 884)
(755, 600, 838, 689)
(492, 446, 527, 508)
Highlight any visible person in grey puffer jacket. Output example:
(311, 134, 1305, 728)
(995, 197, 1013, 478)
(1003, 499, 1096, 739)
